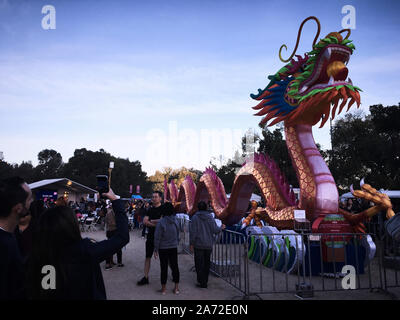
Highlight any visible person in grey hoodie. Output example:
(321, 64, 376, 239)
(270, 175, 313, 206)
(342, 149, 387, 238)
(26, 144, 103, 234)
(189, 201, 225, 288)
(153, 202, 181, 295)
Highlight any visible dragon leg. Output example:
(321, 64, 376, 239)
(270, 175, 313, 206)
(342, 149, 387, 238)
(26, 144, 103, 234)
(342, 180, 395, 233)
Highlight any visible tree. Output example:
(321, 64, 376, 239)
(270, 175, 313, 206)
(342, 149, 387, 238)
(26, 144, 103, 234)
(0, 161, 15, 180)
(35, 149, 63, 179)
(148, 167, 202, 193)
(62, 148, 152, 198)
(14, 161, 35, 183)
(257, 125, 299, 187)
(0, 160, 36, 183)
(328, 104, 400, 192)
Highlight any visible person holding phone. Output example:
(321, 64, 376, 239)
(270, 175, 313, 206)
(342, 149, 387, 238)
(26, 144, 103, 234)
(26, 188, 129, 299)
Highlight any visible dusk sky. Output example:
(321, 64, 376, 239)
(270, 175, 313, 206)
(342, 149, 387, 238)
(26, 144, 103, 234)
(0, 0, 399, 175)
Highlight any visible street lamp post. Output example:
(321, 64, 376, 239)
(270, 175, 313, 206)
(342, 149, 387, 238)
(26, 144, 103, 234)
(108, 161, 114, 190)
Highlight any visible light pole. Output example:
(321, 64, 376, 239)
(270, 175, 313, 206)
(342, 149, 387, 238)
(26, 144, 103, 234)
(108, 161, 114, 190)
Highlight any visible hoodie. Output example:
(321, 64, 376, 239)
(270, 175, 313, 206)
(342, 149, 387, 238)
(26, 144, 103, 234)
(154, 215, 181, 251)
(189, 211, 222, 250)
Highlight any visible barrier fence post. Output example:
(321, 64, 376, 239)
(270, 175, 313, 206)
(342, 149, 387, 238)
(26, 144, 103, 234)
(272, 235, 276, 292)
(319, 235, 325, 291)
(259, 234, 263, 292)
(366, 234, 372, 290)
(395, 239, 399, 287)
(354, 234, 361, 289)
(244, 233, 250, 298)
(332, 234, 337, 290)
(378, 238, 384, 290)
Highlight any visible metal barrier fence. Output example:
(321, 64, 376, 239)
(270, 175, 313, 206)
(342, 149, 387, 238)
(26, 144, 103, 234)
(177, 215, 191, 254)
(246, 232, 374, 296)
(381, 232, 400, 291)
(176, 215, 400, 298)
(210, 230, 247, 294)
(176, 215, 248, 294)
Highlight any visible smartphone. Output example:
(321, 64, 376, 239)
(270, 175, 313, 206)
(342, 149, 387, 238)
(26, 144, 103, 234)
(96, 175, 109, 197)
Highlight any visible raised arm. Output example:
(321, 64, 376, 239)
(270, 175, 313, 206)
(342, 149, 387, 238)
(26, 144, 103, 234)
(84, 189, 129, 263)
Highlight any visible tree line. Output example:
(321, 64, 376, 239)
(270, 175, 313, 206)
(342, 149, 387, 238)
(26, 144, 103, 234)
(0, 148, 152, 198)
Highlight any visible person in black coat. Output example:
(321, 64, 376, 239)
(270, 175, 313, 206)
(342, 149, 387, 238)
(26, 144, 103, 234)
(26, 188, 129, 300)
(0, 177, 34, 300)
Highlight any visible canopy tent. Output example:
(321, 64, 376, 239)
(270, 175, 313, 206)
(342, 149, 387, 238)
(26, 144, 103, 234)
(28, 178, 97, 202)
(131, 195, 143, 199)
(341, 190, 400, 199)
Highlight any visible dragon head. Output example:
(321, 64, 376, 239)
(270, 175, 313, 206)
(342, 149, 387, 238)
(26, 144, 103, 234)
(252, 16, 361, 128)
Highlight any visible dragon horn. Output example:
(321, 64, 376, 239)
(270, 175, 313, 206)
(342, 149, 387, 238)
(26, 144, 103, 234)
(338, 28, 351, 40)
(360, 178, 365, 187)
(350, 184, 355, 195)
(279, 16, 321, 63)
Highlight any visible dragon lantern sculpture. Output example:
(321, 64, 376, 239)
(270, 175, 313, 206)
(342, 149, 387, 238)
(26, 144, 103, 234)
(165, 16, 396, 236)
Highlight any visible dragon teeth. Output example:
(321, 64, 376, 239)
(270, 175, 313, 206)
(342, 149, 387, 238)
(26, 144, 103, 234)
(299, 85, 308, 93)
(323, 47, 331, 61)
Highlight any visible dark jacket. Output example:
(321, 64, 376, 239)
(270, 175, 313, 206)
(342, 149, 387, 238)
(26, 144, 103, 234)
(154, 215, 180, 251)
(0, 229, 25, 300)
(189, 211, 222, 249)
(44, 199, 129, 300)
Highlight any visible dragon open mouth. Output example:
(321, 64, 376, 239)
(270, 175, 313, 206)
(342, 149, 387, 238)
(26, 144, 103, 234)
(298, 44, 352, 95)
(252, 23, 361, 129)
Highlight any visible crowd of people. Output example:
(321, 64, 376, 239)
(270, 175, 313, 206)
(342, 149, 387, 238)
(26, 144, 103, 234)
(2, 175, 397, 300)
(0, 176, 225, 299)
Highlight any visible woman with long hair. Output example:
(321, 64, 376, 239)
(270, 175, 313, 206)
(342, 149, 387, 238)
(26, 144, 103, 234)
(26, 189, 129, 299)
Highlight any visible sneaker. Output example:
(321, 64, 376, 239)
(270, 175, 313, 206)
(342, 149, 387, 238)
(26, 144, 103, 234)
(137, 277, 149, 285)
(173, 288, 180, 295)
(118, 263, 124, 267)
(105, 264, 113, 270)
(157, 289, 166, 295)
(196, 283, 207, 288)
